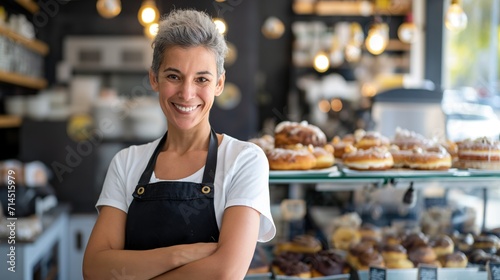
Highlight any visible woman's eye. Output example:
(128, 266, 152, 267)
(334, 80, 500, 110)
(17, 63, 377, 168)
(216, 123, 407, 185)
(197, 77, 209, 83)
(167, 74, 179, 80)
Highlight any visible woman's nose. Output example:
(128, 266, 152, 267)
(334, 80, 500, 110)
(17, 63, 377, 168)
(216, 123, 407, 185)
(178, 81, 196, 100)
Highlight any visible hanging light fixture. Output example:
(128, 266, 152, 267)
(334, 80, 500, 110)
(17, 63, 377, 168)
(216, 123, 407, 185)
(261, 16, 285, 39)
(445, 0, 468, 32)
(213, 18, 227, 35)
(144, 22, 159, 39)
(365, 19, 389, 55)
(398, 13, 417, 44)
(138, 0, 159, 27)
(313, 51, 330, 73)
(96, 0, 121, 19)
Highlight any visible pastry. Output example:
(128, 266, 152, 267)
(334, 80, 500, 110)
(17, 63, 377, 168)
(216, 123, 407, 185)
(354, 131, 390, 150)
(356, 250, 385, 270)
(402, 232, 429, 251)
(381, 244, 407, 263)
(442, 251, 468, 268)
(388, 145, 412, 168)
(391, 127, 430, 150)
(312, 145, 335, 169)
(473, 235, 499, 254)
(331, 134, 355, 159)
(453, 232, 474, 253)
(342, 145, 394, 170)
(332, 226, 361, 251)
(407, 146, 452, 170)
(457, 137, 500, 169)
(430, 235, 454, 257)
(359, 223, 382, 242)
(274, 120, 327, 148)
(248, 134, 274, 154)
(408, 245, 437, 266)
(275, 234, 322, 254)
(347, 242, 374, 268)
(272, 252, 311, 278)
(309, 250, 345, 277)
(267, 146, 317, 170)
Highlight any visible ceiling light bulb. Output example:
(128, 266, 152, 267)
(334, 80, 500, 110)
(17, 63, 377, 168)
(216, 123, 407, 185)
(345, 42, 362, 63)
(144, 22, 159, 39)
(398, 22, 417, 43)
(138, 0, 159, 26)
(313, 51, 330, 73)
(213, 18, 227, 35)
(365, 23, 389, 55)
(261, 16, 285, 39)
(96, 0, 121, 19)
(445, 0, 468, 32)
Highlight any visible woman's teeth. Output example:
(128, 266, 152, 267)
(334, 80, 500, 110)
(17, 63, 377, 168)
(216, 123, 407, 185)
(174, 104, 198, 112)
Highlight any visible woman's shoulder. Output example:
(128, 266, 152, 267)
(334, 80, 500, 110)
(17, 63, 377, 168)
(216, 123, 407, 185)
(220, 134, 265, 154)
(113, 138, 162, 163)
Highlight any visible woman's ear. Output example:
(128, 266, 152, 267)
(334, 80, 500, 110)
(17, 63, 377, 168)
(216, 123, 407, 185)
(149, 70, 159, 92)
(214, 72, 225, 97)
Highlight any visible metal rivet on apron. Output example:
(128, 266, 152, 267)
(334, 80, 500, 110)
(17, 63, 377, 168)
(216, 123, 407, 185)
(137, 186, 145, 195)
(201, 186, 211, 194)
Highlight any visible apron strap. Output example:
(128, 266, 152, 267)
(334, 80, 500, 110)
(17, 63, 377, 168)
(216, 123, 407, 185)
(137, 128, 218, 186)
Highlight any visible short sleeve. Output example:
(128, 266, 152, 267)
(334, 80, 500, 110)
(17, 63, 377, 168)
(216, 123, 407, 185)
(96, 151, 129, 213)
(224, 144, 276, 242)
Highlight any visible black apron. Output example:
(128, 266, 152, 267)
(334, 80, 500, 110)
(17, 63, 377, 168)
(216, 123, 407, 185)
(124, 129, 220, 250)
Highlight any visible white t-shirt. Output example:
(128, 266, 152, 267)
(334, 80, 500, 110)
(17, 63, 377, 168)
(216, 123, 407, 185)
(96, 134, 276, 242)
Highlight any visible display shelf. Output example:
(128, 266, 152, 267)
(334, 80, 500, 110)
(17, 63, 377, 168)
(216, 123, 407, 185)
(0, 70, 48, 89)
(14, 0, 40, 14)
(0, 26, 49, 55)
(0, 114, 22, 128)
(294, 1, 411, 16)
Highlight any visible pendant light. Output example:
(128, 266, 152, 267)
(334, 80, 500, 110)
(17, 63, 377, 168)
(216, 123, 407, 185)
(138, 0, 159, 27)
(445, 0, 468, 32)
(398, 13, 417, 44)
(213, 18, 227, 35)
(365, 18, 389, 55)
(313, 51, 330, 73)
(96, 0, 121, 19)
(144, 22, 159, 39)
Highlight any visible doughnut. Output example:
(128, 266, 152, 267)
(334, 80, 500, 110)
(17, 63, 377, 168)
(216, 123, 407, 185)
(391, 127, 430, 150)
(382, 232, 402, 246)
(406, 146, 452, 170)
(385, 258, 414, 269)
(347, 242, 374, 268)
(381, 244, 407, 263)
(430, 235, 454, 257)
(454, 232, 474, 253)
(401, 232, 429, 251)
(408, 245, 437, 265)
(331, 135, 354, 159)
(312, 145, 335, 169)
(248, 134, 274, 154)
(275, 234, 322, 254)
(389, 145, 413, 168)
(457, 137, 500, 169)
(359, 223, 382, 242)
(356, 250, 385, 270)
(354, 131, 390, 150)
(467, 249, 489, 265)
(332, 226, 361, 251)
(310, 251, 344, 277)
(267, 147, 316, 170)
(272, 252, 311, 278)
(274, 120, 327, 148)
(442, 251, 468, 268)
(342, 145, 394, 170)
(473, 235, 499, 254)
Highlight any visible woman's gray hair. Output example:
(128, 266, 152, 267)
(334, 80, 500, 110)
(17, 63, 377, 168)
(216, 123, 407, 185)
(151, 9, 228, 79)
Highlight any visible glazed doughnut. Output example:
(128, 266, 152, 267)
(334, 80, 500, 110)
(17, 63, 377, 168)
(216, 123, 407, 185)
(391, 127, 429, 150)
(272, 252, 311, 278)
(457, 137, 500, 169)
(383, 232, 402, 246)
(402, 232, 429, 251)
(342, 145, 394, 170)
(267, 147, 317, 170)
(331, 135, 354, 159)
(354, 131, 390, 150)
(430, 235, 454, 257)
(442, 251, 468, 268)
(248, 134, 274, 154)
(454, 233, 474, 253)
(274, 120, 327, 148)
(310, 251, 344, 277)
(389, 145, 412, 168)
(408, 245, 437, 265)
(359, 223, 382, 242)
(332, 226, 361, 251)
(356, 250, 385, 270)
(381, 244, 407, 263)
(407, 146, 452, 170)
(473, 235, 499, 254)
(275, 234, 322, 254)
(312, 145, 335, 169)
(347, 242, 374, 268)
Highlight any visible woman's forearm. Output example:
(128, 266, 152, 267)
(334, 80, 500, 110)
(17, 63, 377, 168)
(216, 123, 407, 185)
(83, 243, 217, 280)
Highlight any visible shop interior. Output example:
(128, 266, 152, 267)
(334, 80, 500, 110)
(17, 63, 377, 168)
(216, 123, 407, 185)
(0, 0, 499, 279)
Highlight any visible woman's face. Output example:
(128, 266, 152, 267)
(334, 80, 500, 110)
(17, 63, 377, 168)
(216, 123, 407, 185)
(150, 46, 225, 131)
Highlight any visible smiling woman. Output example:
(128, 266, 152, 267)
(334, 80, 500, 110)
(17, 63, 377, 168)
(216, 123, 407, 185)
(82, 9, 276, 280)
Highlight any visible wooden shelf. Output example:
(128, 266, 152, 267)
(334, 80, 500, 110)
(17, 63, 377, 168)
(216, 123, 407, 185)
(14, 0, 40, 14)
(0, 115, 22, 128)
(294, 0, 411, 16)
(0, 70, 47, 89)
(0, 26, 49, 55)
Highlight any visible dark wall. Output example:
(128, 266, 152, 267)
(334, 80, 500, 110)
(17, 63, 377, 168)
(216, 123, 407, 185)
(36, 0, 274, 141)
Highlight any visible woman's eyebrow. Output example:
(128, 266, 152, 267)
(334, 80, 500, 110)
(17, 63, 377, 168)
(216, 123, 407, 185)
(163, 67, 213, 76)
